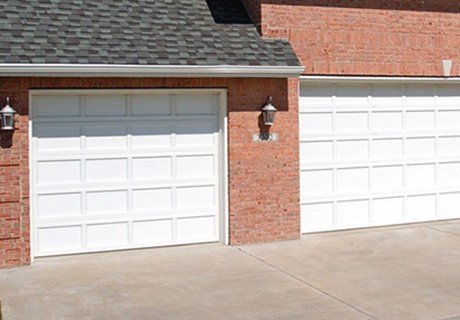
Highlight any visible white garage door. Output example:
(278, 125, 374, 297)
(300, 81, 460, 233)
(31, 90, 226, 257)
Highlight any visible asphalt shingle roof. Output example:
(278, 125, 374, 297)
(0, 0, 300, 67)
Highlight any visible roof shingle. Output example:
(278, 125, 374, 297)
(0, 0, 300, 67)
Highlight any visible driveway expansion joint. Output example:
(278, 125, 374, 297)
(427, 226, 460, 238)
(235, 246, 379, 320)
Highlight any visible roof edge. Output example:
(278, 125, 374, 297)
(0, 64, 304, 78)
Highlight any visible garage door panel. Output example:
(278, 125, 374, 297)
(132, 95, 171, 116)
(32, 91, 223, 256)
(37, 160, 81, 185)
(35, 125, 81, 151)
(38, 193, 82, 218)
(373, 197, 404, 224)
(439, 193, 460, 218)
(177, 216, 217, 240)
(337, 140, 368, 160)
(176, 123, 217, 146)
(86, 158, 127, 182)
(87, 223, 129, 248)
(176, 94, 216, 115)
(301, 82, 460, 233)
(34, 95, 81, 118)
(86, 190, 128, 215)
(131, 124, 173, 148)
(132, 188, 172, 212)
(85, 95, 127, 116)
(372, 139, 403, 159)
(133, 220, 173, 244)
(176, 186, 215, 208)
(132, 157, 172, 180)
(336, 112, 368, 132)
(85, 125, 128, 149)
(38, 226, 82, 252)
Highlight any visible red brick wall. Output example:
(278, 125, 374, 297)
(244, 0, 460, 76)
(0, 77, 300, 267)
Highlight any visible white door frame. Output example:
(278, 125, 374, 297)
(29, 88, 229, 261)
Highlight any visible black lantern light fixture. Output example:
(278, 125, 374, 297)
(0, 97, 16, 131)
(261, 96, 277, 126)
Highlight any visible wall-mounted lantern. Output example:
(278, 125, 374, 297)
(0, 97, 16, 131)
(261, 96, 277, 126)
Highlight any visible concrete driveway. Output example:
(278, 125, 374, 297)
(2, 221, 460, 320)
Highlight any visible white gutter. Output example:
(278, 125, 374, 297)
(301, 75, 460, 83)
(0, 64, 304, 78)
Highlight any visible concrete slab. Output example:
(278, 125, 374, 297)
(0, 244, 369, 320)
(241, 223, 460, 320)
(3, 222, 460, 320)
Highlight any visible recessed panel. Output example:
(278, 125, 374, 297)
(337, 140, 368, 160)
(439, 162, 460, 187)
(85, 95, 126, 116)
(373, 166, 403, 192)
(373, 197, 404, 224)
(177, 216, 216, 240)
(407, 195, 436, 220)
(86, 159, 127, 182)
(337, 200, 369, 227)
(337, 168, 369, 194)
(37, 161, 81, 185)
(177, 155, 214, 177)
(407, 164, 436, 188)
(132, 95, 171, 116)
(132, 125, 172, 148)
(132, 188, 172, 212)
(438, 136, 460, 156)
(336, 112, 368, 132)
(132, 157, 172, 180)
(373, 139, 403, 159)
(35, 125, 81, 151)
(405, 85, 435, 105)
(176, 186, 215, 208)
(300, 141, 333, 162)
(87, 223, 128, 247)
(38, 193, 81, 218)
(133, 220, 173, 244)
(176, 123, 216, 146)
(85, 125, 127, 149)
(300, 170, 333, 195)
(406, 111, 435, 130)
(299, 113, 333, 134)
(86, 190, 128, 214)
(372, 112, 402, 132)
(176, 94, 215, 115)
(438, 111, 460, 130)
(299, 83, 334, 108)
(405, 138, 435, 157)
(371, 84, 403, 107)
(34, 95, 80, 118)
(301, 202, 334, 231)
(439, 193, 460, 218)
(335, 84, 368, 106)
(38, 226, 82, 252)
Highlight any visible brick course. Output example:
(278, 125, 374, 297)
(0, 77, 300, 267)
(243, 0, 460, 76)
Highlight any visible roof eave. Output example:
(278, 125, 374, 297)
(0, 64, 304, 78)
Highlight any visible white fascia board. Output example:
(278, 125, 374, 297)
(0, 64, 304, 78)
(301, 75, 460, 83)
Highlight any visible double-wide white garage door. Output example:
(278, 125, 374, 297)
(300, 81, 460, 233)
(31, 90, 226, 257)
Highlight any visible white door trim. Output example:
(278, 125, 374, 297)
(29, 88, 228, 260)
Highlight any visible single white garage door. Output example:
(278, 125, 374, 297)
(300, 81, 460, 233)
(31, 89, 226, 257)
